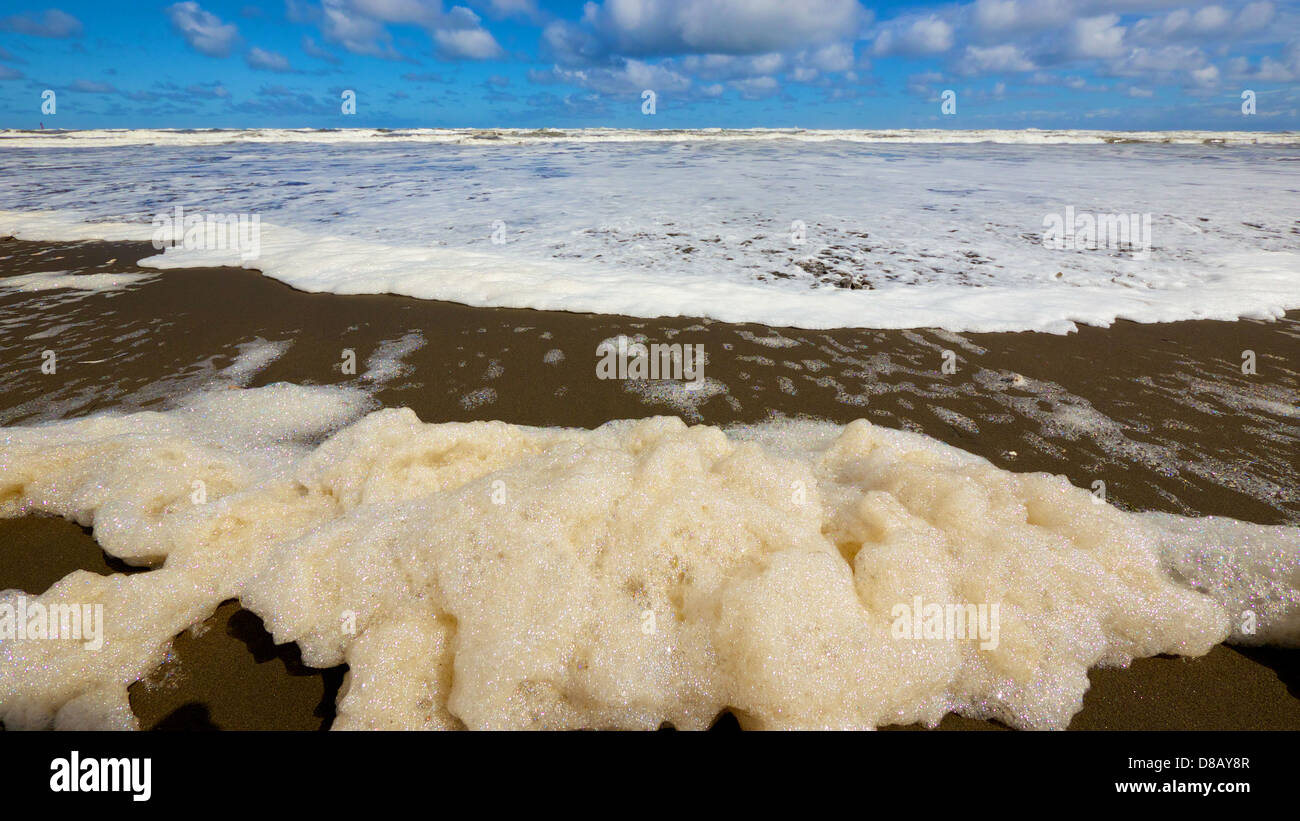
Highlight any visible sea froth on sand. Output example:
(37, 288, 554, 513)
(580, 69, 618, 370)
(1, 383, 1296, 730)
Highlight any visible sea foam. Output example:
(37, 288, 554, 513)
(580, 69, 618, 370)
(1, 384, 1296, 730)
(3, 135, 1299, 333)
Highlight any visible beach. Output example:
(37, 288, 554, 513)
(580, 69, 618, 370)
(1, 234, 1296, 730)
(7, 5, 1300, 810)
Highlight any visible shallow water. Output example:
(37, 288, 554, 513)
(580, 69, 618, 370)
(3, 132, 1299, 332)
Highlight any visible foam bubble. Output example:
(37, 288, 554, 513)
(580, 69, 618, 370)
(1, 387, 1295, 730)
(0, 271, 154, 293)
(360, 331, 426, 384)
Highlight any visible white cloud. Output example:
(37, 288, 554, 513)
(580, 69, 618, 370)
(678, 52, 786, 80)
(1131, 4, 1237, 42)
(531, 58, 693, 95)
(958, 43, 1036, 73)
(295, 0, 503, 60)
(247, 46, 292, 71)
(166, 2, 239, 57)
(973, 0, 1073, 32)
(1229, 41, 1299, 82)
(558, 0, 868, 60)
(475, 0, 542, 20)
(1071, 14, 1126, 58)
(906, 70, 944, 97)
(1190, 63, 1220, 86)
(533, 0, 868, 104)
(434, 26, 504, 59)
(800, 42, 856, 73)
(1251, 56, 1295, 81)
(1109, 44, 1207, 74)
(316, 0, 404, 58)
(513, 0, 1300, 106)
(873, 15, 955, 56)
(344, 0, 441, 25)
(729, 74, 779, 99)
(1235, 1, 1276, 32)
(301, 34, 341, 63)
(0, 9, 82, 38)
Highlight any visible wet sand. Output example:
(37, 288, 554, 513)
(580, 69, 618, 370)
(1, 236, 1297, 730)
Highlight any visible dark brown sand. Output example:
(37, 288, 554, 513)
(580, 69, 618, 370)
(1, 236, 1297, 730)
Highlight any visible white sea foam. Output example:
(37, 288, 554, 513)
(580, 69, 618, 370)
(360, 331, 426, 384)
(624, 376, 728, 422)
(0, 271, 154, 293)
(2, 136, 1299, 332)
(1, 385, 1296, 730)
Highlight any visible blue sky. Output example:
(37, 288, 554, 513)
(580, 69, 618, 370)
(1, 0, 1297, 129)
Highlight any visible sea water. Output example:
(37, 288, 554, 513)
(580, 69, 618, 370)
(2, 128, 1298, 333)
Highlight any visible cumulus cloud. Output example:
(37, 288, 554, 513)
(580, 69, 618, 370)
(291, 0, 504, 61)
(1131, 4, 1235, 42)
(677, 52, 786, 81)
(904, 70, 945, 99)
(1108, 44, 1209, 76)
(531, 57, 693, 95)
(530, 0, 874, 104)
(1235, 0, 1277, 31)
(729, 74, 779, 99)
(166, 2, 239, 57)
(1189, 63, 1220, 87)
(0, 9, 83, 38)
(433, 7, 504, 58)
(958, 43, 1036, 73)
(302, 34, 341, 63)
(434, 26, 504, 58)
(1071, 14, 1126, 59)
(1227, 39, 1300, 83)
(546, 0, 869, 62)
(246, 46, 293, 72)
(799, 41, 857, 73)
(473, 0, 542, 21)
(307, 0, 404, 59)
(972, 0, 1073, 32)
(138, 0, 1300, 116)
(872, 14, 955, 56)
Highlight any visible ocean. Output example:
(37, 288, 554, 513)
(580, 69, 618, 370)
(2, 128, 1299, 332)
